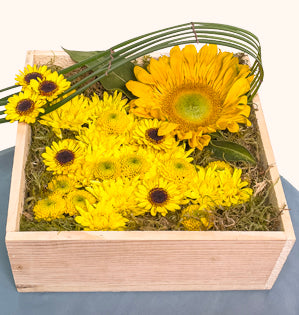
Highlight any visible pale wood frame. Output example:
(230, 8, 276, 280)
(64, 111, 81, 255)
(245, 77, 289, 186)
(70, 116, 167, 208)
(5, 51, 295, 292)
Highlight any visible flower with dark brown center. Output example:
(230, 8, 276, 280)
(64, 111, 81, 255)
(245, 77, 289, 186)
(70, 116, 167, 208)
(24, 72, 43, 84)
(148, 188, 169, 206)
(16, 99, 34, 115)
(39, 80, 58, 96)
(145, 128, 165, 144)
(55, 149, 75, 166)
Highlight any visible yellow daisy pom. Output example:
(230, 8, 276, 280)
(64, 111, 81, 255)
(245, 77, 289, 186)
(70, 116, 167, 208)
(126, 44, 253, 150)
(75, 200, 128, 231)
(5, 89, 46, 124)
(42, 139, 85, 175)
(40, 94, 93, 138)
(181, 205, 214, 231)
(33, 194, 66, 221)
(86, 177, 141, 216)
(65, 189, 96, 216)
(47, 175, 78, 195)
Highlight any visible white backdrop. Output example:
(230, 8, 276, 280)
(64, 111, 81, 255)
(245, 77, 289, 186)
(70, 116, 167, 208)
(0, 0, 298, 189)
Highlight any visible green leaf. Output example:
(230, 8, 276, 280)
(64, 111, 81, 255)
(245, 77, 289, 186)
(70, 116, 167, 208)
(62, 48, 136, 99)
(209, 140, 256, 164)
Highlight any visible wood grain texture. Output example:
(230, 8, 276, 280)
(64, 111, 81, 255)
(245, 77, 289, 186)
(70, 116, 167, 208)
(5, 50, 296, 292)
(6, 239, 285, 292)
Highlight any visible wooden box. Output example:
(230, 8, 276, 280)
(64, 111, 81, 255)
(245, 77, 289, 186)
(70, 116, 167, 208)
(5, 50, 296, 292)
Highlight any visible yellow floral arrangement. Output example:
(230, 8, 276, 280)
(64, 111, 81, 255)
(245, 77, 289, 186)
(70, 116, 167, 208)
(0, 22, 280, 232)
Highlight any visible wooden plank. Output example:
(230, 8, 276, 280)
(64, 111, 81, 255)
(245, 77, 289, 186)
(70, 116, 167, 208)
(5, 123, 31, 233)
(6, 239, 285, 292)
(6, 230, 288, 242)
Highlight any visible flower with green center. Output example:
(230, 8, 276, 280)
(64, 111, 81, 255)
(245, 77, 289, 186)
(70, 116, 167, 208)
(181, 205, 214, 231)
(66, 189, 96, 216)
(135, 177, 186, 216)
(187, 162, 253, 209)
(40, 94, 93, 138)
(29, 71, 71, 102)
(15, 64, 51, 87)
(96, 109, 134, 136)
(75, 200, 128, 231)
(47, 175, 78, 195)
(94, 157, 120, 180)
(42, 139, 84, 175)
(5, 89, 46, 124)
(118, 147, 154, 179)
(159, 157, 197, 184)
(126, 44, 253, 150)
(86, 177, 141, 216)
(90, 90, 128, 114)
(33, 194, 66, 221)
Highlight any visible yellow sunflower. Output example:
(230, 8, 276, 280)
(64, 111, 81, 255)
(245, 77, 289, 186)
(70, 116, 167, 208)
(15, 64, 51, 87)
(29, 71, 71, 102)
(132, 118, 178, 151)
(42, 139, 84, 175)
(33, 194, 66, 221)
(5, 89, 46, 124)
(75, 200, 128, 231)
(65, 189, 96, 216)
(40, 94, 93, 138)
(135, 177, 187, 216)
(126, 44, 253, 150)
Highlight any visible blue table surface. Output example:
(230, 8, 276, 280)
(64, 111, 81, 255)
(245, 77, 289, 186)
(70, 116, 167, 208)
(0, 147, 298, 315)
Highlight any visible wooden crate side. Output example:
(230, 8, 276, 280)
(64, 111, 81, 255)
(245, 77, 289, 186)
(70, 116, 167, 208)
(6, 123, 31, 233)
(254, 93, 295, 240)
(6, 238, 285, 292)
(32, 50, 75, 68)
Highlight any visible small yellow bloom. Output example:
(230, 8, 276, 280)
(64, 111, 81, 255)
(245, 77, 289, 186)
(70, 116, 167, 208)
(75, 201, 128, 231)
(66, 189, 96, 216)
(42, 139, 85, 175)
(132, 118, 178, 152)
(5, 89, 46, 124)
(135, 177, 187, 216)
(15, 64, 51, 87)
(181, 205, 214, 231)
(33, 194, 66, 221)
(29, 71, 71, 102)
(40, 94, 93, 138)
(47, 175, 78, 195)
(86, 177, 141, 216)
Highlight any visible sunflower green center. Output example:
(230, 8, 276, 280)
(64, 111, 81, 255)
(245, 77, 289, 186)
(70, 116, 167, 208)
(146, 128, 165, 144)
(55, 150, 75, 166)
(174, 91, 212, 123)
(16, 99, 34, 115)
(148, 188, 169, 206)
(24, 72, 43, 84)
(39, 80, 58, 96)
